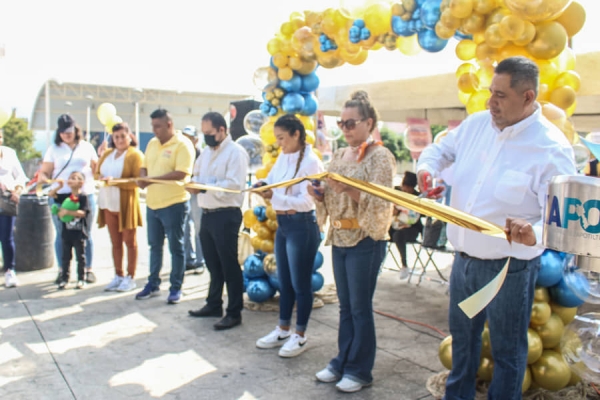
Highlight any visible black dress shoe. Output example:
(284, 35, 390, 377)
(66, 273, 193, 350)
(214, 315, 242, 331)
(188, 305, 223, 318)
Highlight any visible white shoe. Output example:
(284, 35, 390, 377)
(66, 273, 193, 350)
(105, 275, 123, 291)
(336, 377, 371, 393)
(256, 326, 291, 349)
(5, 270, 18, 288)
(315, 368, 339, 383)
(75, 280, 86, 290)
(279, 333, 308, 358)
(117, 276, 137, 292)
(399, 267, 409, 280)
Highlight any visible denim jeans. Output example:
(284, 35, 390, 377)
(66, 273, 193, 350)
(0, 215, 15, 272)
(275, 211, 320, 333)
(146, 201, 189, 292)
(51, 193, 96, 269)
(184, 195, 204, 266)
(328, 237, 386, 384)
(444, 253, 540, 400)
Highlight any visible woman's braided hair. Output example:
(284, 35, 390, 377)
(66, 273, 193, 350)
(274, 114, 307, 193)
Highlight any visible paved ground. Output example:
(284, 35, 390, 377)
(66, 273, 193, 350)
(0, 202, 455, 400)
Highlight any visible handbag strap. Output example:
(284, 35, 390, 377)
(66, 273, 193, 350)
(53, 143, 78, 180)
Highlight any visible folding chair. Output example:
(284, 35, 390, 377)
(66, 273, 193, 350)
(384, 236, 421, 273)
(408, 218, 453, 286)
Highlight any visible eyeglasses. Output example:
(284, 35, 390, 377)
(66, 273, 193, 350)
(337, 119, 365, 130)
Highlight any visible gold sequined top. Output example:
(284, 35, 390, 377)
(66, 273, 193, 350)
(317, 145, 395, 247)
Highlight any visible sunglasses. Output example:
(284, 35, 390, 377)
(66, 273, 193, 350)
(337, 119, 365, 130)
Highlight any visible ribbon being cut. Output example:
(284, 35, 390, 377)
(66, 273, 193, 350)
(42, 172, 510, 318)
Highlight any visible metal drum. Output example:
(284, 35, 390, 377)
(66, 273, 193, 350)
(543, 175, 600, 258)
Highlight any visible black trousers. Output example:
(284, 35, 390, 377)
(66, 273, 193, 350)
(200, 208, 243, 318)
(61, 236, 86, 282)
(391, 224, 421, 268)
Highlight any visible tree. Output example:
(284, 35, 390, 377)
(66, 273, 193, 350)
(1, 117, 41, 161)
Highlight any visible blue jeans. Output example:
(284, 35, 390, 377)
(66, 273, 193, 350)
(328, 237, 386, 384)
(445, 253, 540, 400)
(146, 201, 189, 292)
(184, 196, 204, 266)
(51, 193, 96, 269)
(275, 211, 320, 333)
(0, 215, 15, 272)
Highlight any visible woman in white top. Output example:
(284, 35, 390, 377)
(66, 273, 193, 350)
(0, 129, 28, 288)
(255, 114, 323, 358)
(39, 114, 98, 284)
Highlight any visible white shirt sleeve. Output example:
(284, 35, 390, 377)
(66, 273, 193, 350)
(270, 155, 322, 210)
(417, 123, 462, 177)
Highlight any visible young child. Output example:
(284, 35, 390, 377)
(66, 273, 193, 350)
(48, 171, 89, 289)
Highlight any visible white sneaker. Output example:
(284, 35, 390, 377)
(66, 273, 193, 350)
(256, 326, 291, 349)
(5, 270, 18, 288)
(399, 267, 409, 280)
(336, 377, 371, 393)
(117, 276, 137, 292)
(75, 280, 86, 290)
(315, 368, 339, 383)
(279, 334, 308, 358)
(105, 275, 123, 291)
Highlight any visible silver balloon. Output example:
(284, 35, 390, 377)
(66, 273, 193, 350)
(243, 110, 268, 136)
(573, 143, 590, 172)
(235, 134, 265, 172)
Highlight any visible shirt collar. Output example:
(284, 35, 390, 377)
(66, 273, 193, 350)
(207, 134, 232, 154)
(492, 103, 541, 139)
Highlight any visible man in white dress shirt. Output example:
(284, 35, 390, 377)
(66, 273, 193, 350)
(187, 112, 248, 331)
(417, 57, 576, 400)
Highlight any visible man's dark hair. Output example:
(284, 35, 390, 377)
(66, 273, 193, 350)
(150, 108, 172, 121)
(202, 112, 227, 132)
(495, 56, 539, 96)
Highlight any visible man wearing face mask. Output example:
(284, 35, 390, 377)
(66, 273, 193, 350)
(187, 112, 249, 331)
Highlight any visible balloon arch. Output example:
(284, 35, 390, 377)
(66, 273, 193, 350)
(245, 0, 586, 180)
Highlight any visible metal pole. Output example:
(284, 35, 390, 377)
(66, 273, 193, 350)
(86, 105, 91, 141)
(45, 81, 51, 150)
(135, 101, 140, 147)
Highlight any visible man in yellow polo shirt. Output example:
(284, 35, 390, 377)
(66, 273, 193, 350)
(135, 109, 195, 304)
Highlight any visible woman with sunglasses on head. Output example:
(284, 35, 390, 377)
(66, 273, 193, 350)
(308, 90, 395, 393)
(95, 123, 144, 292)
(254, 114, 323, 358)
(39, 114, 98, 284)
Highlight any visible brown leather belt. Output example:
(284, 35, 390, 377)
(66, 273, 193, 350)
(332, 218, 360, 229)
(276, 210, 297, 215)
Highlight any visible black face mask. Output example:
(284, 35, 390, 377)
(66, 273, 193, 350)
(204, 134, 220, 147)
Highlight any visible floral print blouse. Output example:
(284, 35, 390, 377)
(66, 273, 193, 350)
(317, 145, 395, 247)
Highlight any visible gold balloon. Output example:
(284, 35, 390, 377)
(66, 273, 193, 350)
(533, 314, 564, 349)
(477, 357, 494, 382)
(449, 0, 474, 19)
(498, 15, 525, 41)
(530, 302, 552, 326)
(455, 39, 477, 60)
(527, 328, 544, 364)
(441, 8, 462, 30)
(243, 209, 259, 229)
(456, 62, 476, 78)
(266, 219, 279, 231)
(466, 90, 490, 114)
(565, 100, 577, 118)
(260, 239, 274, 253)
(364, 2, 393, 36)
(534, 287, 550, 303)
(552, 47, 576, 71)
(486, 7, 510, 27)
(435, 21, 456, 39)
(481, 327, 492, 358)
(522, 367, 532, 393)
(531, 350, 571, 391)
(461, 13, 486, 34)
(255, 168, 268, 180)
(475, 63, 495, 88)
(397, 35, 421, 56)
(250, 235, 262, 250)
(457, 72, 480, 94)
(568, 370, 582, 386)
(438, 335, 453, 370)
(512, 20, 536, 46)
(280, 21, 295, 37)
(296, 59, 318, 75)
(504, 0, 572, 23)
(263, 254, 277, 275)
(484, 24, 508, 48)
(541, 101, 567, 122)
(267, 37, 284, 56)
(549, 302, 577, 326)
(306, 130, 316, 145)
(273, 53, 289, 69)
(346, 50, 369, 65)
(536, 60, 560, 87)
(458, 90, 471, 105)
(277, 67, 294, 81)
(554, 70, 581, 92)
(266, 205, 277, 220)
(97, 103, 117, 125)
(555, 1, 585, 37)
(474, 0, 496, 14)
(526, 22, 568, 60)
(475, 42, 498, 63)
(498, 44, 529, 60)
(472, 31, 486, 44)
(550, 86, 577, 110)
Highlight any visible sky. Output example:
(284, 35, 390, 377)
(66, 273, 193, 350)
(1, 0, 599, 120)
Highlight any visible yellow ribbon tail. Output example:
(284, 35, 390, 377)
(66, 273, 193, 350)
(458, 258, 511, 318)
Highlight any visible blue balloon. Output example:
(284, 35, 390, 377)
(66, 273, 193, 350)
(269, 57, 278, 71)
(392, 16, 412, 37)
(360, 27, 371, 41)
(549, 277, 587, 308)
(412, 8, 421, 21)
(313, 251, 324, 272)
(243, 255, 266, 279)
(420, 0, 442, 29)
(254, 250, 267, 260)
(300, 72, 320, 93)
(353, 19, 365, 29)
(416, 0, 428, 5)
(454, 31, 472, 41)
(268, 274, 280, 291)
(279, 74, 302, 92)
(418, 29, 448, 52)
(282, 93, 305, 114)
(253, 206, 267, 222)
(247, 278, 276, 303)
(349, 26, 360, 39)
(537, 250, 564, 287)
(243, 275, 249, 292)
(269, 107, 279, 116)
(311, 272, 324, 292)
(301, 94, 318, 116)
